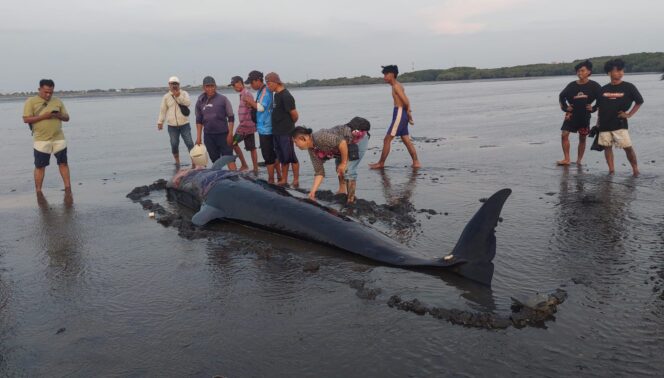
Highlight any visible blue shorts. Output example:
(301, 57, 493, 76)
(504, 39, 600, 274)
(204, 133, 233, 163)
(273, 134, 298, 164)
(386, 107, 409, 137)
(34, 148, 67, 168)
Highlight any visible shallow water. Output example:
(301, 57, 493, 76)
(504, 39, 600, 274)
(1, 75, 663, 376)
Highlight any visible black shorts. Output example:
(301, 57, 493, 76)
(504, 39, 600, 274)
(273, 134, 298, 164)
(204, 133, 233, 163)
(259, 134, 277, 165)
(561, 120, 590, 135)
(236, 132, 256, 151)
(34, 148, 68, 168)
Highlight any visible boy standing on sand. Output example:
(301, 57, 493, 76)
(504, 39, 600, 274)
(266, 72, 299, 187)
(596, 58, 644, 177)
(369, 65, 421, 169)
(557, 60, 601, 166)
(245, 70, 282, 183)
(229, 75, 258, 173)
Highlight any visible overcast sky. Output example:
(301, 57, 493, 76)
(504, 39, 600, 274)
(1, 0, 662, 92)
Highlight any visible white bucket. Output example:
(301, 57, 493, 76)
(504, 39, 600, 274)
(190, 144, 208, 168)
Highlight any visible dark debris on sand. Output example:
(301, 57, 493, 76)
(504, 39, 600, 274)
(348, 279, 382, 300)
(126, 179, 168, 201)
(305, 189, 425, 231)
(303, 261, 320, 273)
(388, 289, 568, 330)
(127, 180, 215, 240)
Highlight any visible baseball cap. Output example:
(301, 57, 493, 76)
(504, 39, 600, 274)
(168, 76, 180, 84)
(245, 70, 263, 84)
(202, 76, 216, 85)
(265, 72, 282, 85)
(229, 76, 243, 86)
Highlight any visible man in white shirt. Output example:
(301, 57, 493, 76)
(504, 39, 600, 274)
(157, 76, 193, 166)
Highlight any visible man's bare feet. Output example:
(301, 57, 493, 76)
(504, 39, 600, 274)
(369, 162, 384, 169)
(412, 160, 421, 169)
(253, 169, 259, 175)
(268, 178, 275, 184)
(608, 170, 615, 175)
(576, 160, 583, 165)
(556, 160, 571, 166)
(277, 180, 287, 186)
(292, 180, 299, 188)
(239, 165, 249, 172)
(632, 169, 640, 177)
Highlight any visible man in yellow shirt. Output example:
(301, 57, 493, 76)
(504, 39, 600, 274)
(22, 79, 71, 193)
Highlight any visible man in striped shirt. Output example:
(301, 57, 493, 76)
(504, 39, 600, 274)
(230, 76, 258, 173)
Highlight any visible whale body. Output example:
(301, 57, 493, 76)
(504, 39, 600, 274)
(166, 161, 511, 286)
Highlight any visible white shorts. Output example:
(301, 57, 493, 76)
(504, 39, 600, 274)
(34, 139, 67, 154)
(598, 129, 632, 149)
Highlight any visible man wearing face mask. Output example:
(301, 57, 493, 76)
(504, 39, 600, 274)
(157, 76, 194, 166)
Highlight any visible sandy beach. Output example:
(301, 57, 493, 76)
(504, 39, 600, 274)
(1, 75, 663, 376)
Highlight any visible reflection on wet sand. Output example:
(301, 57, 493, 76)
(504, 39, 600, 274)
(378, 169, 418, 242)
(554, 167, 636, 291)
(36, 191, 84, 290)
(204, 226, 307, 302)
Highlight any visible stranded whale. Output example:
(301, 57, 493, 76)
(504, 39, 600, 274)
(166, 158, 511, 285)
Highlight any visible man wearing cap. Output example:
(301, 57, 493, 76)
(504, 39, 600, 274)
(22, 79, 71, 193)
(245, 70, 280, 183)
(157, 76, 194, 166)
(266, 72, 299, 187)
(230, 75, 258, 173)
(195, 76, 237, 170)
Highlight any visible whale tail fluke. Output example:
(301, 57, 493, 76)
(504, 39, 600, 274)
(448, 188, 511, 286)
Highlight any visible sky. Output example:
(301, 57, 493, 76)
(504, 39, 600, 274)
(1, 0, 662, 93)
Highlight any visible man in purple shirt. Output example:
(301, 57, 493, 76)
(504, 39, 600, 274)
(195, 76, 237, 170)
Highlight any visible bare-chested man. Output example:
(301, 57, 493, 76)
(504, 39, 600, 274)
(369, 65, 421, 169)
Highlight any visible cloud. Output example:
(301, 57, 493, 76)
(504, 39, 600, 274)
(421, 0, 526, 35)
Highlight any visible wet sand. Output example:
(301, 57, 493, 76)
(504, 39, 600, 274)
(1, 75, 663, 376)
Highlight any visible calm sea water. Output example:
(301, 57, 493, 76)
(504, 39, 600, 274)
(1, 75, 663, 376)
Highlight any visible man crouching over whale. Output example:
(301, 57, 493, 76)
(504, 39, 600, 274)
(292, 117, 370, 203)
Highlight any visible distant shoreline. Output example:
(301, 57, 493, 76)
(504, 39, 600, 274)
(2, 52, 662, 102)
(0, 72, 660, 104)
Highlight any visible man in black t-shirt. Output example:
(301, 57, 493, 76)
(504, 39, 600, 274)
(557, 60, 601, 166)
(596, 59, 644, 176)
(267, 72, 300, 187)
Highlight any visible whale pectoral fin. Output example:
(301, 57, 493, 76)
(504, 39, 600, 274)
(211, 155, 237, 170)
(192, 204, 225, 226)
